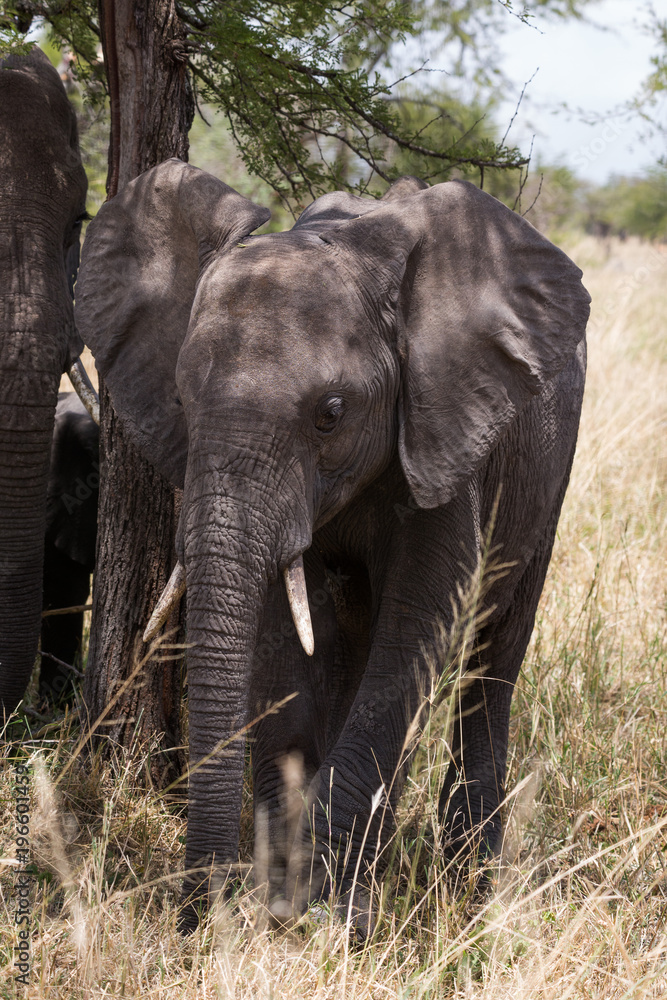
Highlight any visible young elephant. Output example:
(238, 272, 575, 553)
(40, 392, 98, 703)
(75, 160, 589, 930)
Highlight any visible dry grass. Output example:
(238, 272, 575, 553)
(2, 235, 666, 997)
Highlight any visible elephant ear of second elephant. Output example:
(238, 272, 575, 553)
(321, 181, 591, 508)
(75, 159, 270, 487)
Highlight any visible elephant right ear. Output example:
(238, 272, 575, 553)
(321, 180, 590, 509)
(75, 159, 270, 487)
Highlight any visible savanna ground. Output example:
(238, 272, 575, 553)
(1, 234, 666, 998)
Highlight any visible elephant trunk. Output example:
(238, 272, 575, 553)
(0, 303, 67, 714)
(179, 439, 310, 926)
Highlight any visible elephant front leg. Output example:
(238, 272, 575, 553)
(439, 529, 558, 876)
(301, 502, 480, 934)
(302, 645, 424, 938)
(299, 584, 445, 937)
(438, 663, 515, 872)
(250, 549, 338, 924)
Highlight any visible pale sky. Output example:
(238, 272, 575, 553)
(497, 0, 666, 182)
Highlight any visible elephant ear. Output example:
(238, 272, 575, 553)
(321, 180, 590, 508)
(75, 159, 270, 487)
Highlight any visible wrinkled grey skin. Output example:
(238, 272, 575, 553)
(0, 49, 87, 715)
(75, 160, 589, 930)
(41, 392, 98, 703)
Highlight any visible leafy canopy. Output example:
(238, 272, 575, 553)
(1, 0, 592, 206)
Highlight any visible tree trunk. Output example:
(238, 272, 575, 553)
(85, 0, 194, 786)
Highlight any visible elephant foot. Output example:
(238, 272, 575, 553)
(333, 885, 375, 943)
(265, 883, 375, 942)
(268, 897, 298, 930)
(439, 796, 503, 903)
(442, 796, 502, 860)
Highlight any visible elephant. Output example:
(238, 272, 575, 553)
(40, 391, 98, 703)
(74, 159, 589, 931)
(0, 48, 89, 716)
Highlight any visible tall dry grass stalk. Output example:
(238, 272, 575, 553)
(1, 236, 666, 997)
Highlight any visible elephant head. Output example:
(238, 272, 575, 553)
(0, 48, 88, 715)
(75, 159, 589, 922)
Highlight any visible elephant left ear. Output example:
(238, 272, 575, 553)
(321, 180, 590, 508)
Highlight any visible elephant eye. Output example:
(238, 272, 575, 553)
(315, 394, 346, 433)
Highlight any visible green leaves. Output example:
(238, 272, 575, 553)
(2, 0, 593, 207)
(0, 3, 34, 58)
(182, 1, 533, 206)
(184, 2, 410, 204)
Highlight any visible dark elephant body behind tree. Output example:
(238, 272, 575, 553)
(75, 160, 589, 931)
(41, 391, 98, 703)
(0, 48, 87, 716)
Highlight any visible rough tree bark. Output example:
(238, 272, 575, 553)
(84, 0, 194, 786)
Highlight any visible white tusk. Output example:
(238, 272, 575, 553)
(68, 357, 100, 425)
(284, 556, 314, 657)
(143, 561, 186, 643)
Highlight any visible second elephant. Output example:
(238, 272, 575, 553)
(75, 161, 589, 929)
(41, 391, 98, 703)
